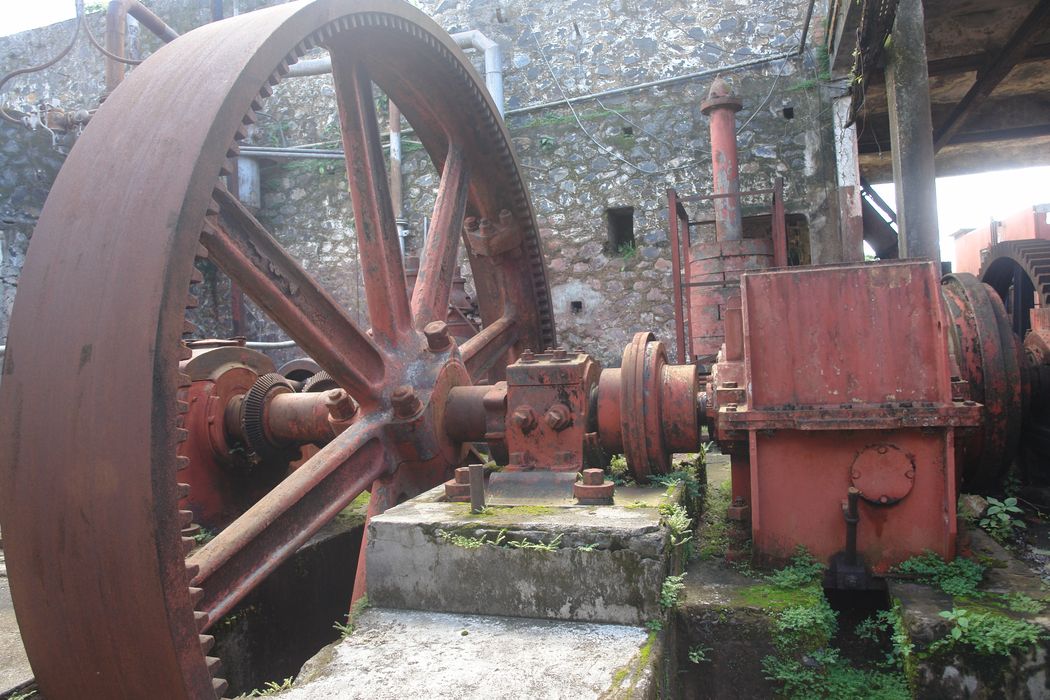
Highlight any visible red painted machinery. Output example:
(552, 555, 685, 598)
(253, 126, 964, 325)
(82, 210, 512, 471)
(0, 1, 1047, 698)
(703, 261, 1038, 583)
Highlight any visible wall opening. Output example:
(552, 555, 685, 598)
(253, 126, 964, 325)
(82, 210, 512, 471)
(605, 206, 635, 254)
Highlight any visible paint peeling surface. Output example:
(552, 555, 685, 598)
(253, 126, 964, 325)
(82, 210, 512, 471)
(280, 608, 649, 699)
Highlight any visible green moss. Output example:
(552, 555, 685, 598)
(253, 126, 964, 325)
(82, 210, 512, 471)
(449, 503, 555, 520)
(604, 630, 658, 696)
(697, 479, 732, 560)
(735, 583, 824, 611)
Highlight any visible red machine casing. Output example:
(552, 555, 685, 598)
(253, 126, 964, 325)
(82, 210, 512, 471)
(714, 261, 982, 570)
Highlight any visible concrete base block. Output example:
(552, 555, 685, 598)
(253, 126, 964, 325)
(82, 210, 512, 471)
(280, 608, 654, 700)
(366, 485, 674, 625)
(674, 560, 779, 699)
(892, 529, 1050, 699)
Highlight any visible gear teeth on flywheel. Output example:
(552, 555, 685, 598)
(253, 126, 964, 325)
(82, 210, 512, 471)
(182, 537, 196, 556)
(183, 319, 198, 335)
(178, 482, 191, 499)
(200, 634, 215, 654)
(194, 611, 209, 631)
(196, 243, 210, 259)
(186, 563, 200, 581)
(213, 678, 230, 697)
(179, 510, 194, 528)
(176, 455, 191, 471)
(186, 293, 200, 310)
(178, 343, 192, 361)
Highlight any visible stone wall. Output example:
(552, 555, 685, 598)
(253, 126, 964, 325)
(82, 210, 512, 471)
(0, 0, 835, 368)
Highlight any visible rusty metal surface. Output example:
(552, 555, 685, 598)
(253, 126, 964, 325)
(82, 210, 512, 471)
(0, 1, 553, 696)
(941, 273, 1023, 489)
(713, 261, 964, 571)
(503, 348, 600, 473)
(700, 78, 744, 242)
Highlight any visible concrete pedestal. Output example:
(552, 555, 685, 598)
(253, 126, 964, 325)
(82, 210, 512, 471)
(366, 485, 676, 625)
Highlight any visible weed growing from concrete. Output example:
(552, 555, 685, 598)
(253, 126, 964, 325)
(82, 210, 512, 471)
(855, 607, 914, 666)
(239, 678, 294, 697)
(933, 608, 1044, 656)
(979, 496, 1027, 543)
(688, 644, 712, 664)
(9, 691, 38, 700)
(659, 574, 686, 610)
(765, 547, 824, 589)
(892, 551, 985, 597)
(608, 454, 631, 485)
(436, 527, 562, 552)
(659, 502, 694, 555)
(645, 618, 663, 633)
(332, 595, 370, 640)
(761, 649, 910, 700)
(773, 597, 838, 652)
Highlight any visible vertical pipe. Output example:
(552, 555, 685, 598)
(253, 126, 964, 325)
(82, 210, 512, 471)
(771, 177, 788, 267)
(667, 188, 687, 364)
(701, 78, 744, 242)
(104, 1, 128, 94)
(211, 0, 223, 21)
(389, 102, 402, 220)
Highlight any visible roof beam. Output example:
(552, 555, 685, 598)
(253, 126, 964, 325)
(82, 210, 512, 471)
(933, 0, 1050, 152)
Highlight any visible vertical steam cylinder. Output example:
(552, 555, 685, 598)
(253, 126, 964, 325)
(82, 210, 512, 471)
(688, 80, 774, 364)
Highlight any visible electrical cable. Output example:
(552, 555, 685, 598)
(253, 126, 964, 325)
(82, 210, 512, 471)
(83, 15, 143, 65)
(0, 0, 85, 125)
(736, 66, 785, 135)
(526, 18, 706, 175)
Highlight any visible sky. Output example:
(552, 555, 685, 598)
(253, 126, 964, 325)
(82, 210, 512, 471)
(2, 0, 1048, 266)
(871, 165, 1050, 267)
(1, 0, 82, 37)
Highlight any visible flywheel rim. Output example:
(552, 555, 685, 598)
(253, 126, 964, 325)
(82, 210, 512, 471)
(0, 1, 552, 697)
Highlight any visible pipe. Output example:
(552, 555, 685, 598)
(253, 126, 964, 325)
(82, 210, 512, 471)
(798, 0, 817, 57)
(245, 340, 297, 349)
(453, 30, 504, 117)
(285, 30, 505, 116)
(105, 0, 180, 92)
(506, 49, 797, 118)
(700, 78, 744, 242)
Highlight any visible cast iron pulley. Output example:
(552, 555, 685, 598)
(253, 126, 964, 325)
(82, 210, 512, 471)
(980, 239, 1050, 339)
(0, 1, 554, 697)
(980, 239, 1050, 468)
(941, 273, 1023, 490)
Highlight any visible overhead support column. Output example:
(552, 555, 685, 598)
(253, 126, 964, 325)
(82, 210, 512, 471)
(833, 95, 864, 262)
(885, 0, 940, 261)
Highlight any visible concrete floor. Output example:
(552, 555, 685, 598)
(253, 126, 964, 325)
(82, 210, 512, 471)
(0, 543, 32, 692)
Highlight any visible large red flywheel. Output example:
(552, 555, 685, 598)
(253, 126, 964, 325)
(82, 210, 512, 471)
(0, 1, 554, 696)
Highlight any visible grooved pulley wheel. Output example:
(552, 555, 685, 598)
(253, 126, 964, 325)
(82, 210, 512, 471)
(0, 1, 553, 697)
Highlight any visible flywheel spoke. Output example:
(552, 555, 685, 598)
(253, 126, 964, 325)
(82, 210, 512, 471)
(206, 187, 386, 405)
(187, 419, 390, 628)
(410, 143, 469, 328)
(330, 47, 412, 346)
(460, 315, 520, 380)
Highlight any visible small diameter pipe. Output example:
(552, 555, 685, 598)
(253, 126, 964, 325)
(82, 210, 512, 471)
(245, 340, 297, 349)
